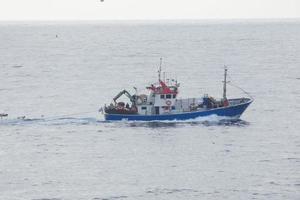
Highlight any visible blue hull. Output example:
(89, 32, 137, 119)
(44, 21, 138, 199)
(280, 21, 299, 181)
(104, 99, 252, 121)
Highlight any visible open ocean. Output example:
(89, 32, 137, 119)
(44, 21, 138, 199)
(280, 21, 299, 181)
(0, 20, 299, 199)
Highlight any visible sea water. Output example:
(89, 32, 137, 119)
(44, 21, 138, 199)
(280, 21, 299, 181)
(0, 20, 299, 200)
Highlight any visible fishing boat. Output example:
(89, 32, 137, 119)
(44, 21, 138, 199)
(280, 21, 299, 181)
(101, 59, 253, 121)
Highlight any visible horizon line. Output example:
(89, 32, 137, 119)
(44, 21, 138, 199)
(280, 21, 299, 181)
(0, 17, 300, 22)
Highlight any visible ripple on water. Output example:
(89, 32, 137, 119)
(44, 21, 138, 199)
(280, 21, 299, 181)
(93, 196, 128, 200)
(145, 188, 199, 195)
(32, 198, 61, 200)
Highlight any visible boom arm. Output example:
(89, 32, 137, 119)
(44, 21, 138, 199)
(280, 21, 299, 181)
(113, 90, 135, 104)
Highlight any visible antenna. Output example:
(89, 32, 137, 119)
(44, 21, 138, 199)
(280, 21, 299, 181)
(158, 58, 162, 81)
(223, 65, 228, 99)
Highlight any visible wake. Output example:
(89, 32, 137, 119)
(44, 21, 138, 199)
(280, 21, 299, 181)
(0, 115, 248, 127)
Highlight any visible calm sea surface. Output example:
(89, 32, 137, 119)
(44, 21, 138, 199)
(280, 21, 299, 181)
(0, 20, 299, 200)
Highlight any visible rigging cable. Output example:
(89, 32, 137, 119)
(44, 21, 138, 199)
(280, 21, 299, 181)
(227, 74, 254, 100)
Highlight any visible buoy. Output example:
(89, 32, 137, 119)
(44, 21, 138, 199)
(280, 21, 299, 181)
(165, 100, 172, 106)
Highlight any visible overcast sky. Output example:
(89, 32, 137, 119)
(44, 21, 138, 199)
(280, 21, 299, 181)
(0, 0, 299, 20)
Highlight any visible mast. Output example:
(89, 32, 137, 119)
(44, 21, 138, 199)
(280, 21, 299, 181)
(223, 66, 228, 99)
(158, 58, 162, 81)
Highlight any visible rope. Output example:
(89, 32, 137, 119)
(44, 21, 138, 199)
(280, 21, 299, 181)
(226, 73, 253, 100)
(40, 111, 96, 120)
(227, 81, 254, 100)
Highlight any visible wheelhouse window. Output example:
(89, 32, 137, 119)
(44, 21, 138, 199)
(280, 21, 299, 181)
(166, 94, 171, 99)
(160, 94, 165, 99)
(173, 94, 176, 98)
(141, 107, 147, 110)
